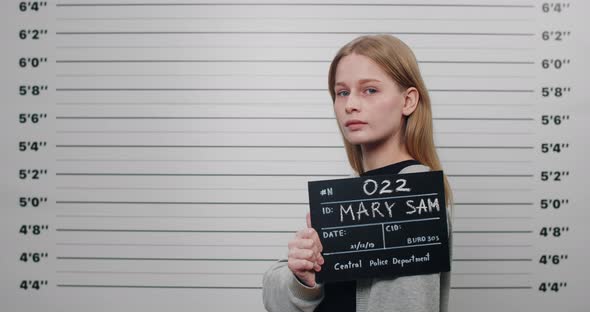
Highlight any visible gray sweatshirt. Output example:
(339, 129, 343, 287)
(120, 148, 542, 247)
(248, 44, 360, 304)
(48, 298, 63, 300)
(262, 164, 453, 312)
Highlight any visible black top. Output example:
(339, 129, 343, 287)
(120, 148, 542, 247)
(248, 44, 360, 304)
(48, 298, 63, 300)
(361, 159, 421, 177)
(314, 158, 422, 312)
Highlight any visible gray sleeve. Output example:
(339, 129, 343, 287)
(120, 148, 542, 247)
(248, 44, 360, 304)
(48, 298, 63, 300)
(358, 273, 441, 312)
(262, 259, 324, 312)
(439, 201, 453, 312)
(398, 164, 453, 312)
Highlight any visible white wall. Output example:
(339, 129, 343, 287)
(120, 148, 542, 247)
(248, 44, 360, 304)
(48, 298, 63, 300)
(1, 1, 588, 311)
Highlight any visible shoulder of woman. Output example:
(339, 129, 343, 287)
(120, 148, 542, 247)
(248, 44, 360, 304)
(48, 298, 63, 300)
(398, 164, 430, 174)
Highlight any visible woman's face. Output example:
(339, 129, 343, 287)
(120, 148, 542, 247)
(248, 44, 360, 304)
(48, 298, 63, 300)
(333, 53, 409, 148)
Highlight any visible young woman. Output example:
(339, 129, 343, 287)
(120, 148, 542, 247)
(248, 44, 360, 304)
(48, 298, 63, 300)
(263, 34, 453, 312)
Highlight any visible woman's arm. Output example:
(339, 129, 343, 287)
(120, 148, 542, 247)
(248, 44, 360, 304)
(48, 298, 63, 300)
(262, 259, 324, 312)
(263, 213, 326, 312)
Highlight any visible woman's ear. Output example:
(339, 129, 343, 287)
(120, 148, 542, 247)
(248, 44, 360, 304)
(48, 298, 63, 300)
(402, 87, 419, 116)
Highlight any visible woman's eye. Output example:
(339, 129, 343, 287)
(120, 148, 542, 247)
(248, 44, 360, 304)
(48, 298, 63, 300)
(365, 88, 377, 94)
(337, 90, 350, 96)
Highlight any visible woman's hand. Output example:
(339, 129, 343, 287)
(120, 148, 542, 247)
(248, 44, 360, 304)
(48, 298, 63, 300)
(287, 213, 324, 287)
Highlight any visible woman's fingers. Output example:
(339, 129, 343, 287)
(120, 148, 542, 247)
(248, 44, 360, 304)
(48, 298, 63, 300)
(286, 218, 325, 284)
(288, 257, 315, 272)
(289, 238, 321, 255)
(294, 228, 323, 251)
(317, 254, 324, 265)
(294, 227, 315, 239)
(305, 213, 324, 253)
(288, 258, 317, 287)
(288, 247, 314, 260)
(313, 262, 322, 272)
(310, 230, 323, 254)
(288, 237, 313, 249)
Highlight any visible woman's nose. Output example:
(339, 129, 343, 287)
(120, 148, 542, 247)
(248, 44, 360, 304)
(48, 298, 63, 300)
(344, 95, 360, 113)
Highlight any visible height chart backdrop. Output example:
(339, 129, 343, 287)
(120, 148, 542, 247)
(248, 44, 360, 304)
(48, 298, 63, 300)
(1, 1, 588, 311)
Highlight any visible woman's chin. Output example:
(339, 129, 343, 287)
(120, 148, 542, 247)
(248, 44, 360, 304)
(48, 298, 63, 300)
(344, 134, 375, 146)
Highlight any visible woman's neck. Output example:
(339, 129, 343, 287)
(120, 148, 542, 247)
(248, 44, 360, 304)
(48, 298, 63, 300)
(361, 134, 412, 172)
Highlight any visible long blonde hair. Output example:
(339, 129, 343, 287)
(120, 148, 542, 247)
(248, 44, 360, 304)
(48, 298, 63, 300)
(328, 34, 453, 206)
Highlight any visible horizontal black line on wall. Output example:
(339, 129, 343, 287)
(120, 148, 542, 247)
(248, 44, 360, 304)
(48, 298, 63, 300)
(54, 132, 532, 136)
(54, 201, 533, 206)
(54, 145, 535, 149)
(53, 159, 533, 164)
(55, 31, 535, 36)
(54, 257, 532, 262)
(55, 173, 348, 177)
(54, 173, 533, 177)
(55, 144, 342, 148)
(454, 244, 533, 247)
(55, 243, 284, 248)
(54, 116, 535, 121)
(56, 116, 339, 119)
(451, 286, 532, 290)
(54, 18, 536, 23)
(55, 19, 536, 25)
(57, 285, 533, 290)
(53, 101, 536, 106)
(55, 201, 307, 205)
(53, 271, 259, 275)
(55, 3, 535, 8)
(53, 271, 532, 276)
(453, 231, 533, 234)
(449, 174, 534, 177)
(54, 215, 528, 221)
(54, 229, 531, 234)
(57, 257, 277, 261)
(452, 272, 532, 275)
(54, 271, 531, 276)
(57, 284, 262, 289)
(55, 60, 535, 64)
(54, 88, 535, 92)
(53, 45, 537, 51)
(454, 202, 533, 206)
(453, 258, 532, 261)
(56, 229, 294, 233)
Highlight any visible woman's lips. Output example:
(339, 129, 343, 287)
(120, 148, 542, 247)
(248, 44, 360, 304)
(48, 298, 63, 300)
(345, 120, 367, 130)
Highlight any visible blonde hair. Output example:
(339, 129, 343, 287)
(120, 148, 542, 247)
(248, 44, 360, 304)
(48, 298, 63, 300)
(328, 34, 453, 206)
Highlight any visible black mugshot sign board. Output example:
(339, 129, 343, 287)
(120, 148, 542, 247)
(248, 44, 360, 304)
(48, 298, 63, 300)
(308, 170, 450, 284)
